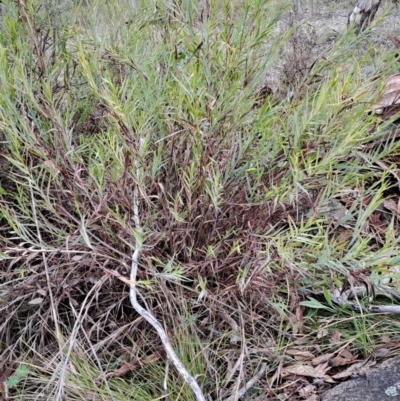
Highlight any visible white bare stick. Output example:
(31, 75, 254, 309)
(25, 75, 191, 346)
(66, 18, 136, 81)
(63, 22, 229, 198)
(368, 305, 400, 313)
(163, 359, 170, 399)
(221, 363, 268, 401)
(129, 144, 206, 401)
(328, 287, 400, 312)
(131, 0, 136, 14)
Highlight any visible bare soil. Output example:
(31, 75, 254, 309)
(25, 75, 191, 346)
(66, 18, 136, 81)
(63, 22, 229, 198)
(268, 0, 400, 95)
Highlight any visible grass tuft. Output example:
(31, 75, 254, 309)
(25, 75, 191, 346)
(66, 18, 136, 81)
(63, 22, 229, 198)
(1, 0, 400, 399)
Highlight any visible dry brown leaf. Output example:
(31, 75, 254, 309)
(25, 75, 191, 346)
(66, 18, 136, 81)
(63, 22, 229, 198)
(374, 347, 389, 359)
(299, 384, 316, 398)
(285, 349, 315, 360)
(330, 349, 357, 367)
(383, 199, 400, 218)
(317, 328, 328, 339)
(95, 361, 136, 384)
(293, 336, 314, 345)
(305, 395, 319, 401)
(330, 329, 341, 344)
(374, 340, 400, 358)
(340, 347, 353, 358)
(281, 362, 332, 382)
(332, 359, 376, 379)
(208, 97, 217, 111)
(28, 297, 44, 305)
(95, 353, 161, 385)
(311, 352, 335, 366)
(389, 35, 400, 49)
(373, 74, 400, 114)
(269, 359, 283, 387)
(43, 159, 60, 175)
